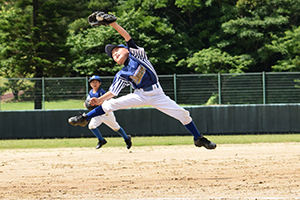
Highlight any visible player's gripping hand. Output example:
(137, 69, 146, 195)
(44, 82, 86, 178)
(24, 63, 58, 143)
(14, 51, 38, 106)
(88, 11, 117, 27)
(84, 99, 98, 111)
(89, 97, 103, 107)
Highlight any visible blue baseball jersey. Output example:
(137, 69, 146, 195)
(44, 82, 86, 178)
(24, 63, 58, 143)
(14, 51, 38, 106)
(87, 88, 106, 100)
(109, 39, 159, 96)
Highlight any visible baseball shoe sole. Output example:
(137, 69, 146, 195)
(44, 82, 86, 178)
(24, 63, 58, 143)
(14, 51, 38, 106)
(194, 137, 217, 149)
(68, 113, 89, 127)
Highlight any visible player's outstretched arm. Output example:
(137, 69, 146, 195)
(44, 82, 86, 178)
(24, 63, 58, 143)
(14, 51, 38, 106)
(110, 22, 131, 42)
(89, 91, 115, 106)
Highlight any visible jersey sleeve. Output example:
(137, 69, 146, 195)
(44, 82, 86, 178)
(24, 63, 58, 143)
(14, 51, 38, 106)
(126, 39, 138, 49)
(109, 74, 130, 96)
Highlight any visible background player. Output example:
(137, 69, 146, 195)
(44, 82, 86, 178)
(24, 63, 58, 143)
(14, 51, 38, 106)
(84, 75, 132, 149)
(69, 12, 216, 150)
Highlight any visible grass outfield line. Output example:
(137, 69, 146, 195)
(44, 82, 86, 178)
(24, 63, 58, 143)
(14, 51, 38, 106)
(0, 134, 299, 149)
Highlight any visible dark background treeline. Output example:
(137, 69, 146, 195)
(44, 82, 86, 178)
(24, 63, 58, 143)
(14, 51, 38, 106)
(0, 0, 300, 108)
(1, 0, 300, 78)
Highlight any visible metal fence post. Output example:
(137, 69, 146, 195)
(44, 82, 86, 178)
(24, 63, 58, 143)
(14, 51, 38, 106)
(42, 77, 45, 110)
(218, 73, 222, 105)
(262, 71, 266, 104)
(85, 76, 89, 96)
(173, 73, 177, 103)
(0, 78, 1, 111)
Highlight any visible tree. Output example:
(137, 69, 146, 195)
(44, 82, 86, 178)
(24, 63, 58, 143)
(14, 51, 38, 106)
(264, 26, 300, 72)
(67, 0, 239, 75)
(218, 0, 300, 72)
(0, 0, 89, 109)
(181, 47, 252, 73)
(67, 7, 177, 75)
(1, 79, 32, 101)
(67, 24, 122, 76)
(0, 4, 34, 78)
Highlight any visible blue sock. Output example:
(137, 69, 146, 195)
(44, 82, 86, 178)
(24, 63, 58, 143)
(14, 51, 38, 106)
(117, 127, 129, 140)
(86, 106, 105, 120)
(90, 128, 104, 141)
(184, 121, 202, 140)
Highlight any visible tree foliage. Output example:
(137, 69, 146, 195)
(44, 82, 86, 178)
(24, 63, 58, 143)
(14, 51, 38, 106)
(265, 26, 300, 71)
(183, 47, 253, 73)
(1, 0, 300, 80)
(0, 4, 33, 78)
(219, 0, 300, 72)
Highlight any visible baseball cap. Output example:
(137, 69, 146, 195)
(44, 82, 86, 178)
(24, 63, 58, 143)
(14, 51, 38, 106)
(88, 75, 101, 83)
(105, 44, 127, 58)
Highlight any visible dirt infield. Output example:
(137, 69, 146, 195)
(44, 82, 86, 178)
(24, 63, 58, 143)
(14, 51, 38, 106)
(0, 143, 299, 200)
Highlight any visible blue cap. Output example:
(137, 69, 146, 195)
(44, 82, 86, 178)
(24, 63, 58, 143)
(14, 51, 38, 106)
(105, 44, 127, 58)
(88, 75, 101, 83)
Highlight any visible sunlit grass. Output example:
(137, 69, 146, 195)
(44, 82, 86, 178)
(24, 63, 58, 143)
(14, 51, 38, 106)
(0, 100, 196, 111)
(0, 99, 84, 110)
(0, 134, 299, 149)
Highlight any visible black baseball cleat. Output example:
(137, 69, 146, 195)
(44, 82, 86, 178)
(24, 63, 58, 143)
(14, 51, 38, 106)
(68, 113, 89, 127)
(194, 137, 217, 149)
(125, 135, 132, 149)
(96, 139, 107, 149)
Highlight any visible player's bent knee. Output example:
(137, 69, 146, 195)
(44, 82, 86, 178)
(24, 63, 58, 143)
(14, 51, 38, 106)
(178, 110, 192, 125)
(180, 116, 193, 125)
(89, 125, 97, 130)
(112, 127, 120, 132)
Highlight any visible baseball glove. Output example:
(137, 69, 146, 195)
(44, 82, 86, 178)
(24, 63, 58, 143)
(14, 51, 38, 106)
(88, 11, 117, 27)
(85, 99, 98, 111)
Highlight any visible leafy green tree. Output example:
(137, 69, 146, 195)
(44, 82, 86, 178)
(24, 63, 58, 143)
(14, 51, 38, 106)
(0, 0, 90, 108)
(0, 3, 36, 101)
(219, 0, 300, 72)
(68, 0, 238, 75)
(264, 26, 300, 72)
(0, 4, 34, 78)
(1, 79, 32, 101)
(181, 47, 253, 73)
(67, 8, 176, 75)
(145, 0, 240, 73)
(31, 0, 78, 108)
(67, 22, 122, 76)
(2, 0, 299, 83)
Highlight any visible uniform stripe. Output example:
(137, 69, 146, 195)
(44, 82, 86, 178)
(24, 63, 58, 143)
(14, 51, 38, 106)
(109, 75, 130, 96)
(130, 48, 159, 82)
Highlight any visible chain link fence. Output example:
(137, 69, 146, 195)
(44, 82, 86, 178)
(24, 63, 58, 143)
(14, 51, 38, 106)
(1, 72, 300, 110)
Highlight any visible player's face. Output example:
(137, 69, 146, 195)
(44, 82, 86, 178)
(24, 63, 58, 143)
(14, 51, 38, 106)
(112, 47, 129, 65)
(90, 80, 101, 89)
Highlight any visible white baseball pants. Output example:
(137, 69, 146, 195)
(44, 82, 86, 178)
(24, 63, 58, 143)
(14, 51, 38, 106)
(101, 83, 192, 125)
(88, 111, 121, 132)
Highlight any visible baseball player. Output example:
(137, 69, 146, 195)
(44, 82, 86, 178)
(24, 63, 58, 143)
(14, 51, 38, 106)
(69, 12, 216, 150)
(84, 75, 132, 149)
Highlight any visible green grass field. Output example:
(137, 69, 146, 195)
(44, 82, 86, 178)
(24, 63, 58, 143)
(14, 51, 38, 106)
(0, 134, 299, 149)
(0, 99, 157, 111)
(0, 99, 84, 110)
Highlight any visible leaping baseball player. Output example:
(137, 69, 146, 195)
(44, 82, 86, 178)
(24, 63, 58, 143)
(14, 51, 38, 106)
(68, 11, 216, 150)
